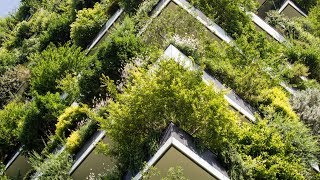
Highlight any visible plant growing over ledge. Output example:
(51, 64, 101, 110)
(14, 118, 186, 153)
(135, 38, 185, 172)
(96, 17, 144, 81)
(99, 60, 239, 173)
(29, 151, 72, 179)
(19, 92, 67, 152)
(70, 2, 117, 48)
(29, 43, 91, 95)
(190, 0, 257, 37)
(0, 101, 27, 161)
(55, 104, 92, 138)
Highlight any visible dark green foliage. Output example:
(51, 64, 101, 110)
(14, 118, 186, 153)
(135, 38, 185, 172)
(117, 0, 145, 12)
(19, 92, 66, 152)
(190, 0, 257, 37)
(308, 2, 320, 36)
(70, 2, 115, 48)
(30, 43, 91, 95)
(0, 48, 21, 74)
(96, 17, 143, 81)
(78, 63, 103, 103)
(71, 0, 101, 11)
(37, 13, 72, 51)
(286, 42, 320, 82)
(293, 0, 318, 12)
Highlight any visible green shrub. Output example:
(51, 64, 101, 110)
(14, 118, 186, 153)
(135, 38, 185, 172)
(55, 104, 92, 138)
(29, 151, 72, 179)
(30, 43, 91, 94)
(190, 0, 257, 37)
(0, 101, 26, 161)
(19, 92, 66, 152)
(117, 0, 145, 12)
(96, 17, 144, 81)
(236, 115, 319, 179)
(57, 74, 81, 104)
(308, 2, 320, 36)
(37, 13, 72, 51)
(65, 120, 98, 154)
(259, 87, 298, 119)
(292, 0, 318, 12)
(99, 60, 239, 172)
(286, 42, 320, 82)
(70, 2, 113, 48)
(0, 48, 21, 73)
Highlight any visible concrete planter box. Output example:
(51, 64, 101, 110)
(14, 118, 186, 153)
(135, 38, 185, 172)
(132, 123, 229, 180)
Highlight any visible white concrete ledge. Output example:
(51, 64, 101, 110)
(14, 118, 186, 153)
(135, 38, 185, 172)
(5, 147, 23, 170)
(69, 130, 106, 175)
(249, 12, 286, 42)
(279, 0, 307, 17)
(86, 8, 124, 53)
(163, 44, 256, 122)
(140, 0, 233, 43)
(133, 137, 230, 180)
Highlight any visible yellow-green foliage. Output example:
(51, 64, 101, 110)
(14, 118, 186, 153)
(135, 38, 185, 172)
(100, 60, 240, 171)
(55, 105, 91, 138)
(70, 2, 111, 48)
(259, 87, 298, 120)
(66, 130, 81, 153)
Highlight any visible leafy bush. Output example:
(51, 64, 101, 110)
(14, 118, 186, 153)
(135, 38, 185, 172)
(0, 48, 21, 73)
(55, 104, 92, 138)
(290, 88, 320, 136)
(259, 87, 298, 119)
(57, 74, 81, 103)
(65, 120, 98, 154)
(286, 42, 320, 82)
(190, 0, 257, 37)
(29, 151, 72, 180)
(117, 0, 145, 12)
(266, 10, 320, 82)
(308, 2, 320, 36)
(99, 60, 239, 173)
(96, 17, 144, 81)
(29, 43, 91, 94)
(70, 2, 114, 48)
(0, 101, 26, 161)
(19, 92, 67, 152)
(237, 115, 318, 179)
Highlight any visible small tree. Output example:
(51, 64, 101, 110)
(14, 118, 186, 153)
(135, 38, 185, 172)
(70, 2, 113, 48)
(0, 101, 26, 161)
(96, 17, 144, 81)
(30, 43, 91, 95)
(19, 92, 66, 152)
(99, 60, 239, 173)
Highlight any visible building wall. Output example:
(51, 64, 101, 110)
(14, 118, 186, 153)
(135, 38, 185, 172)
(71, 136, 115, 179)
(153, 146, 218, 180)
(5, 154, 31, 179)
(281, 5, 305, 18)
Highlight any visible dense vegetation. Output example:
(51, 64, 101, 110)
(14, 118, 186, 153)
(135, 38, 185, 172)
(0, 0, 319, 179)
